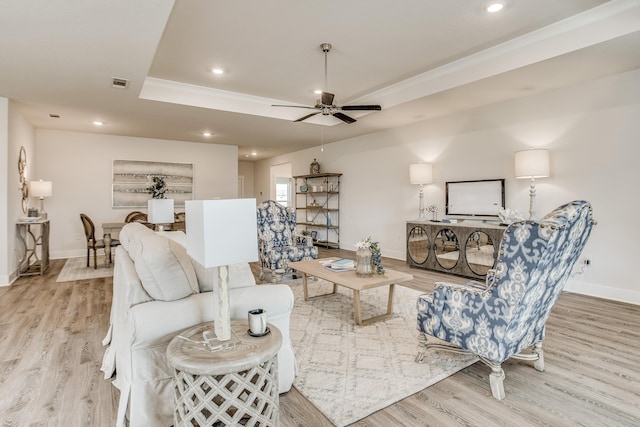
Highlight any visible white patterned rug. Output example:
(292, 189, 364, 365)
(56, 256, 113, 282)
(287, 278, 478, 426)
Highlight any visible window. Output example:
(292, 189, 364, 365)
(275, 177, 291, 207)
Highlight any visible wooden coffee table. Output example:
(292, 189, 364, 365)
(289, 258, 414, 326)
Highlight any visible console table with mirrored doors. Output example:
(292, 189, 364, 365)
(406, 221, 506, 280)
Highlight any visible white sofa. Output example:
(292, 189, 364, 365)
(100, 222, 296, 427)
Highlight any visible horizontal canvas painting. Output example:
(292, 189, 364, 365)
(112, 160, 193, 208)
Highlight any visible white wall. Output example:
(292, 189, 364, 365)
(34, 130, 238, 259)
(238, 160, 254, 198)
(0, 98, 8, 285)
(255, 69, 640, 305)
(0, 99, 36, 286)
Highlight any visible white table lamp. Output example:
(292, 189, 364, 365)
(148, 199, 174, 231)
(29, 180, 52, 219)
(515, 149, 550, 219)
(186, 198, 258, 343)
(409, 163, 433, 219)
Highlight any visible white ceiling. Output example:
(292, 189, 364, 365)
(1, 0, 640, 160)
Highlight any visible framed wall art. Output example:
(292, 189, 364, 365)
(112, 160, 193, 208)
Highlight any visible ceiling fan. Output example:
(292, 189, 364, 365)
(273, 43, 382, 124)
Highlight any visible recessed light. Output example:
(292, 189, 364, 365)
(211, 68, 224, 75)
(486, 3, 504, 13)
(313, 89, 323, 95)
(202, 131, 212, 137)
(92, 120, 104, 126)
(245, 154, 250, 158)
(251, 152, 257, 156)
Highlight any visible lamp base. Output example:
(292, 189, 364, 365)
(202, 327, 241, 353)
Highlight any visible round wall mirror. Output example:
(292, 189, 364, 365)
(407, 226, 429, 264)
(465, 231, 495, 276)
(434, 228, 459, 269)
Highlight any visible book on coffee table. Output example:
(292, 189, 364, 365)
(323, 258, 355, 272)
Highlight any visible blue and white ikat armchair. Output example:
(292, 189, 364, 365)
(256, 200, 318, 283)
(416, 200, 595, 400)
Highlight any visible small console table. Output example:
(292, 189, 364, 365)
(166, 319, 282, 427)
(406, 220, 506, 280)
(16, 219, 50, 277)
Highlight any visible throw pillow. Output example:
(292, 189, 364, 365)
(119, 222, 155, 255)
(134, 234, 199, 301)
(192, 261, 256, 293)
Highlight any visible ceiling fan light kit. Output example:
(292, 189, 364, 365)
(273, 43, 382, 124)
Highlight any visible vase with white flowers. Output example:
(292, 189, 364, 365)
(355, 236, 385, 277)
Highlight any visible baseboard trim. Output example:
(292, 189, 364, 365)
(564, 278, 640, 306)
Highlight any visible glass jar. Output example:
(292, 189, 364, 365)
(355, 247, 373, 278)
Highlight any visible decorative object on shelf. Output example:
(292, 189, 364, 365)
(148, 198, 175, 231)
(310, 158, 320, 174)
(186, 198, 258, 347)
(515, 149, 550, 219)
(498, 207, 525, 224)
(355, 236, 385, 277)
(147, 176, 168, 199)
(300, 184, 308, 192)
(29, 179, 52, 220)
(18, 146, 28, 214)
(409, 163, 433, 219)
(427, 204, 440, 222)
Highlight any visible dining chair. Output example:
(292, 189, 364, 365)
(80, 213, 120, 268)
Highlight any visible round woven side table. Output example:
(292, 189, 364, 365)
(166, 319, 282, 427)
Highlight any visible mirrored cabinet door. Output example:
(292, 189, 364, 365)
(465, 231, 496, 276)
(407, 226, 429, 265)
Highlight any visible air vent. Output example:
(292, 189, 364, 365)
(111, 77, 129, 89)
(49, 113, 60, 118)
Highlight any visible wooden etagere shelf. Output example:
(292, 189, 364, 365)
(294, 173, 342, 249)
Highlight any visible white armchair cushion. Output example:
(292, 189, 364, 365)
(133, 234, 199, 301)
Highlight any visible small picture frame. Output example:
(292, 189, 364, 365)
(311, 231, 318, 240)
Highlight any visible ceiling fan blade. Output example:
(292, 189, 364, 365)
(321, 91, 335, 106)
(294, 112, 321, 122)
(332, 112, 356, 124)
(341, 105, 382, 111)
(272, 104, 317, 110)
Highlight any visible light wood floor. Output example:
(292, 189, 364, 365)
(1, 248, 639, 426)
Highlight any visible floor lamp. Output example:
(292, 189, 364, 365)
(409, 163, 433, 219)
(186, 198, 258, 347)
(515, 149, 550, 220)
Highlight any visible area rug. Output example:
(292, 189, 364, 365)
(286, 278, 478, 426)
(56, 256, 113, 282)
